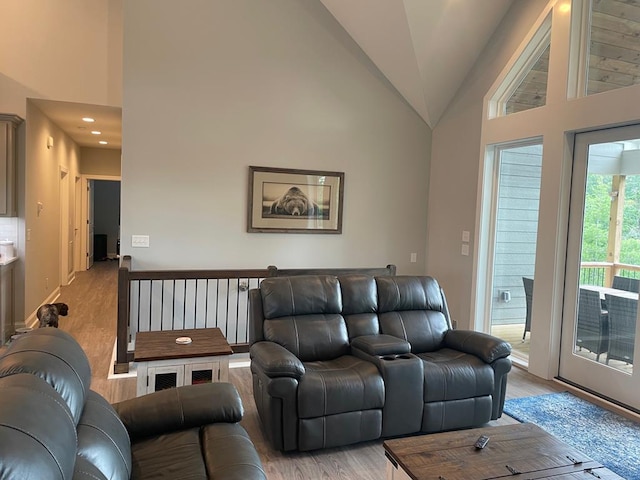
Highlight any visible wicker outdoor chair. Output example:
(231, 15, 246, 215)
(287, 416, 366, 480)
(612, 275, 640, 293)
(576, 288, 608, 362)
(604, 293, 636, 365)
(522, 277, 533, 341)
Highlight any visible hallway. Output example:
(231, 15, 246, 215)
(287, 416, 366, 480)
(57, 260, 136, 402)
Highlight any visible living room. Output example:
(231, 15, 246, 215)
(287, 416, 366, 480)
(2, 0, 640, 477)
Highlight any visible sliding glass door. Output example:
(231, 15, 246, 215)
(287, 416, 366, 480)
(560, 124, 640, 411)
(487, 141, 543, 363)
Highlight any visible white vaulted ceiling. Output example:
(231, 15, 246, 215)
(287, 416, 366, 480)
(319, 0, 515, 127)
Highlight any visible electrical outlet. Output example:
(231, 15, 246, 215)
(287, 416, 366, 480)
(410, 252, 417, 263)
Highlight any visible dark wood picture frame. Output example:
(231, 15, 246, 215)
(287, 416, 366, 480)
(247, 166, 344, 234)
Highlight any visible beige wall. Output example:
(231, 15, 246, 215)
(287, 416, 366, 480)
(24, 101, 81, 320)
(0, 0, 122, 117)
(427, 0, 548, 326)
(0, 0, 121, 324)
(122, 0, 431, 272)
(81, 148, 121, 176)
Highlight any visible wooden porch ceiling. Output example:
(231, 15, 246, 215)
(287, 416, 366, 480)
(508, 0, 640, 114)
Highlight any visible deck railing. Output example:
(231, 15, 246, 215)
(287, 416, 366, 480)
(580, 261, 640, 288)
(115, 256, 396, 373)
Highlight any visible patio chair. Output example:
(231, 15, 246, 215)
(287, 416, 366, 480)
(604, 294, 636, 365)
(576, 288, 608, 361)
(522, 277, 533, 340)
(612, 275, 640, 293)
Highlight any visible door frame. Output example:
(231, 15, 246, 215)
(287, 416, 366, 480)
(80, 174, 121, 270)
(59, 166, 71, 285)
(559, 123, 640, 411)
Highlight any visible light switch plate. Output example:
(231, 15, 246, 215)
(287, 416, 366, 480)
(462, 230, 470, 242)
(132, 235, 150, 248)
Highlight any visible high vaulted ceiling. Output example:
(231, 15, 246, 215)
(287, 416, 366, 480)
(319, 0, 515, 127)
(34, 0, 515, 147)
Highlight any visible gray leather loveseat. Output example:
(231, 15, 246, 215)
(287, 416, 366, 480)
(0, 328, 266, 480)
(249, 274, 512, 451)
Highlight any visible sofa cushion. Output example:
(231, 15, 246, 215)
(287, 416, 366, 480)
(379, 310, 449, 352)
(298, 356, 384, 418)
(264, 314, 349, 361)
(0, 328, 92, 423)
(417, 349, 495, 402)
(0, 374, 77, 480)
(129, 428, 207, 479)
(376, 276, 445, 313)
(260, 275, 342, 319)
(77, 391, 132, 480)
(338, 274, 380, 338)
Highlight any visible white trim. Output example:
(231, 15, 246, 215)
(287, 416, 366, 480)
(566, 0, 591, 99)
(485, 2, 556, 119)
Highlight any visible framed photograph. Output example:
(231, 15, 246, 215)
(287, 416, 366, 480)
(248, 166, 344, 233)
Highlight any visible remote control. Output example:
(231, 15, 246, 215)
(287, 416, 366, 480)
(474, 435, 489, 449)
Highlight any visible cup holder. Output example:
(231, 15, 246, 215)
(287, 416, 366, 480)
(380, 354, 413, 361)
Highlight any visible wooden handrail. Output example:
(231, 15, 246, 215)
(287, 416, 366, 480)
(114, 258, 397, 373)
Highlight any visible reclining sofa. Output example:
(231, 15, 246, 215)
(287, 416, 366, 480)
(249, 274, 512, 451)
(0, 327, 266, 480)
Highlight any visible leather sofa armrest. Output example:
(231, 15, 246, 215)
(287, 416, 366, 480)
(250, 341, 305, 380)
(112, 382, 242, 441)
(351, 334, 411, 356)
(444, 329, 512, 363)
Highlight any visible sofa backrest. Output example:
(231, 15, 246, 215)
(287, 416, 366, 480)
(259, 275, 349, 361)
(0, 373, 78, 479)
(338, 274, 380, 338)
(0, 328, 133, 480)
(376, 276, 450, 352)
(0, 327, 92, 423)
(253, 274, 452, 358)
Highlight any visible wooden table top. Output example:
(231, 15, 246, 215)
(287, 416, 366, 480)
(383, 423, 623, 480)
(134, 328, 233, 362)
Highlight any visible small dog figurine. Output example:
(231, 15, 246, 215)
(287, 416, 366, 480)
(37, 302, 69, 328)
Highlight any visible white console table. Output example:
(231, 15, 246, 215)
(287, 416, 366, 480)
(134, 327, 233, 397)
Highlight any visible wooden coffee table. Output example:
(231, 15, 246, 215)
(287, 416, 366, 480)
(134, 327, 233, 396)
(384, 423, 623, 480)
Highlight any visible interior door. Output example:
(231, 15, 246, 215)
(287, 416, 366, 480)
(559, 124, 640, 411)
(86, 179, 94, 269)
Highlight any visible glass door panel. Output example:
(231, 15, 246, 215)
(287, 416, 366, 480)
(489, 142, 543, 362)
(560, 125, 640, 410)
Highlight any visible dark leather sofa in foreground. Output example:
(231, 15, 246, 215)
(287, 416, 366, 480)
(249, 274, 512, 451)
(0, 328, 266, 480)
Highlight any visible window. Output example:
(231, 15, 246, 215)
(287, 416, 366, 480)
(488, 14, 551, 118)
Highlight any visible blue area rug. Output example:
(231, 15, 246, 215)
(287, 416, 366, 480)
(504, 392, 640, 479)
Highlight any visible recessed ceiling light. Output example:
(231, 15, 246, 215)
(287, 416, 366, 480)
(99, 141, 108, 145)
(91, 131, 101, 135)
(82, 117, 95, 123)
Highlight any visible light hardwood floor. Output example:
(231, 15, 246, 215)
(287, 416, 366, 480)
(57, 262, 567, 479)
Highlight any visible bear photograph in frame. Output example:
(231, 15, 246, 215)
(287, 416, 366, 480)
(248, 166, 344, 233)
